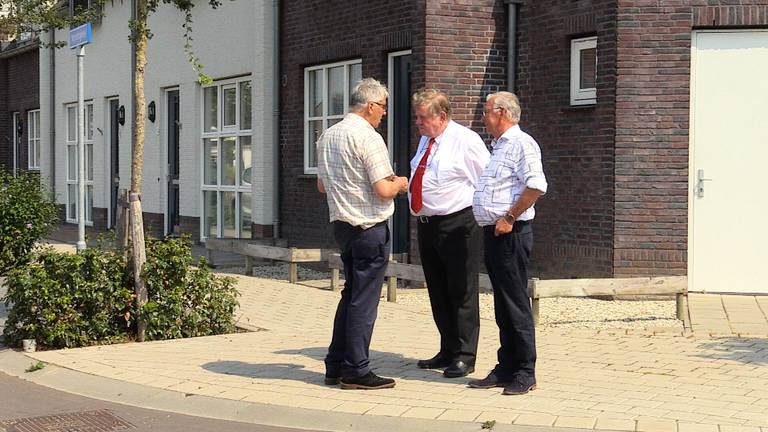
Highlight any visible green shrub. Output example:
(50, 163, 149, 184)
(0, 169, 59, 275)
(1, 236, 240, 349)
(140, 236, 239, 340)
(1, 248, 133, 348)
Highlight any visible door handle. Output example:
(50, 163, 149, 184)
(696, 169, 712, 198)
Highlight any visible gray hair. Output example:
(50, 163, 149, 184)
(350, 78, 389, 111)
(412, 89, 452, 118)
(487, 91, 521, 122)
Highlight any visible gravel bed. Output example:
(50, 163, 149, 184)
(216, 264, 682, 331)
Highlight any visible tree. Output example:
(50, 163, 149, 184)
(0, 0, 224, 341)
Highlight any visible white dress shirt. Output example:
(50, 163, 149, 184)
(409, 120, 490, 216)
(472, 125, 548, 226)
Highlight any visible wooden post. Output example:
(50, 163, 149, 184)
(676, 293, 685, 321)
(289, 248, 299, 283)
(387, 276, 397, 302)
(244, 256, 253, 276)
(331, 268, 340, 291)
(129, 193, 148, 342)
(529, 278, 540, 327)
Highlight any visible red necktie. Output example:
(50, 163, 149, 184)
(410, 138, 435, 213)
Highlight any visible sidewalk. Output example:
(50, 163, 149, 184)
(1, 270, 764, 432)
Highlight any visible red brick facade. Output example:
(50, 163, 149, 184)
(0, 42, 39, 172)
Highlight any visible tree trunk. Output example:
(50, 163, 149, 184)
(131, 0, 149, 342)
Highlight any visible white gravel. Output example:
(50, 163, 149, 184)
(216, 263, 682, 331)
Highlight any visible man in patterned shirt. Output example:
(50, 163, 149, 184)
(469, 91, 547, 395)
(317, 78, 408, 390)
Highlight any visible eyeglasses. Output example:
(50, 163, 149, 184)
(482, 107, 503, 118)
(371, 101, 387, 110)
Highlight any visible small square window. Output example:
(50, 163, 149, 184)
(570, 36, 597, 106)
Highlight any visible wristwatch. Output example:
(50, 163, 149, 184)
(503, 213, 516, 224)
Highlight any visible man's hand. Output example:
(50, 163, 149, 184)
(396, 176, 409, 194)
(494, 217, 513, 237)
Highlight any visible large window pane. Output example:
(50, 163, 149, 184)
(349, 63, 362, 95)
(67, 146, 76, 181)
(308, 120, 322, 168)
(240, 81, 252, 130)
(221, 137, 237, 186)
(68, 184, 77, 219)
(240, 192, 251, 239)
(204, 86, 218, 132)
(308, 69, 323, 117)
(86, 185, 93, 222)
(67, 107, 76, 141)
(86, 144, 93, 181)
(86, 104, 94, 140)
(221, 191, 236, 238)
(328, 66, 344, 116)
(580, 47, 596, 89)
(204, 191, 218, 238)
(223, 87, 237, 127)
(240, 136, 251, 186)
(204, 138, 218, 185)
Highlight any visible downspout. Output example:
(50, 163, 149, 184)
(49, 29, 56, 194)
(503, 0, 522, 92)
(271, 0, 281, 239)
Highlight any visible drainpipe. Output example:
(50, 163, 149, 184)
(503, 0, 522, 93)
(49, 28, 56, 194)
(271, 0, 281, 239)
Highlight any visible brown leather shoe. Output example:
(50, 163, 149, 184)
(502, 376, 537, 395)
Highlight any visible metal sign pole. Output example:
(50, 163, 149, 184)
(76, 45, 86, 251)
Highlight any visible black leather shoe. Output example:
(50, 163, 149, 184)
(417, 354, 452, 369)
(467, 371, 510, 389)
(444, 360, 474, 378)
(324, 375, 340, 385)
(340, 372, 396, 390)
(502, 376, 537, 395)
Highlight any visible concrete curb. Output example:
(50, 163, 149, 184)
(0, 348, 605, 432)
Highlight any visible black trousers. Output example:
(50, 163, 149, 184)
(483, 222, 536, 381)
(417, 207, 481, 364)
(325, 221, 390, 379)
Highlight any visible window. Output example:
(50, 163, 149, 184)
(27, 110, 40, 170)
(570, 36, 597, 106)
(304, 59, 362, 173)
(65, 103, 94, 224)
(201, 77, 252, 240)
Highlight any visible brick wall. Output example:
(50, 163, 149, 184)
(613, 1, 768, 276)
(516, 0, 618, 277)
(280, 0, 421, 248)
(0, 45, 40, 172)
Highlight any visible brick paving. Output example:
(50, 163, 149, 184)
(25, 273, 768, 432)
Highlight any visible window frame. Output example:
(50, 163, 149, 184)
(27, 109, 41, 170)
(64, 102, 94, 224)
(570, 36, 597, 106)
(200, 76, 253, 241)
(303, 58, 363, 174)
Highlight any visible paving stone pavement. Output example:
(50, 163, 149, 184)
(688, 294, 768, 338)
(23, 273, 768, 432)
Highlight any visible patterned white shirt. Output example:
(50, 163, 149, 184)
(472, 125, 548, 226)
(317, 113, 395, 228)
(408, 120, 490, 216)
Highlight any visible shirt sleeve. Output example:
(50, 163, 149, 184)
(363, 134, 395, 184)
(518, 137, 548, 194)
(463, 132, 491, 186)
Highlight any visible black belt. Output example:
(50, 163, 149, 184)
(416, 206, 473, 224)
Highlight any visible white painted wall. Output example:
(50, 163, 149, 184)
(39, 0, 276, 234)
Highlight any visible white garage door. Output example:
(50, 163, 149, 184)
(689, 30, 768, 293)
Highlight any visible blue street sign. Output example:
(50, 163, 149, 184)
(69, 23, 93, 49)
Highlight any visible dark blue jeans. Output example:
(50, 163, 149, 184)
(325, 220, 390, 379)
(483, 222, 536, 381)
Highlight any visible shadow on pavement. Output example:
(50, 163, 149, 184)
(693, 338, 768, 365)
(202, 347, 465, 386)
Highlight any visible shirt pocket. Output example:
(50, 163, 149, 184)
(491, 165, 513, 205)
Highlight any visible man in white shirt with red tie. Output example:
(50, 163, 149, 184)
(409, 89, 490, 378)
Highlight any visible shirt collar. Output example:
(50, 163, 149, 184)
(346, 112, 375, 130)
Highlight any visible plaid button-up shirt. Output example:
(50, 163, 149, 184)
(317, 113, 395, 228)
